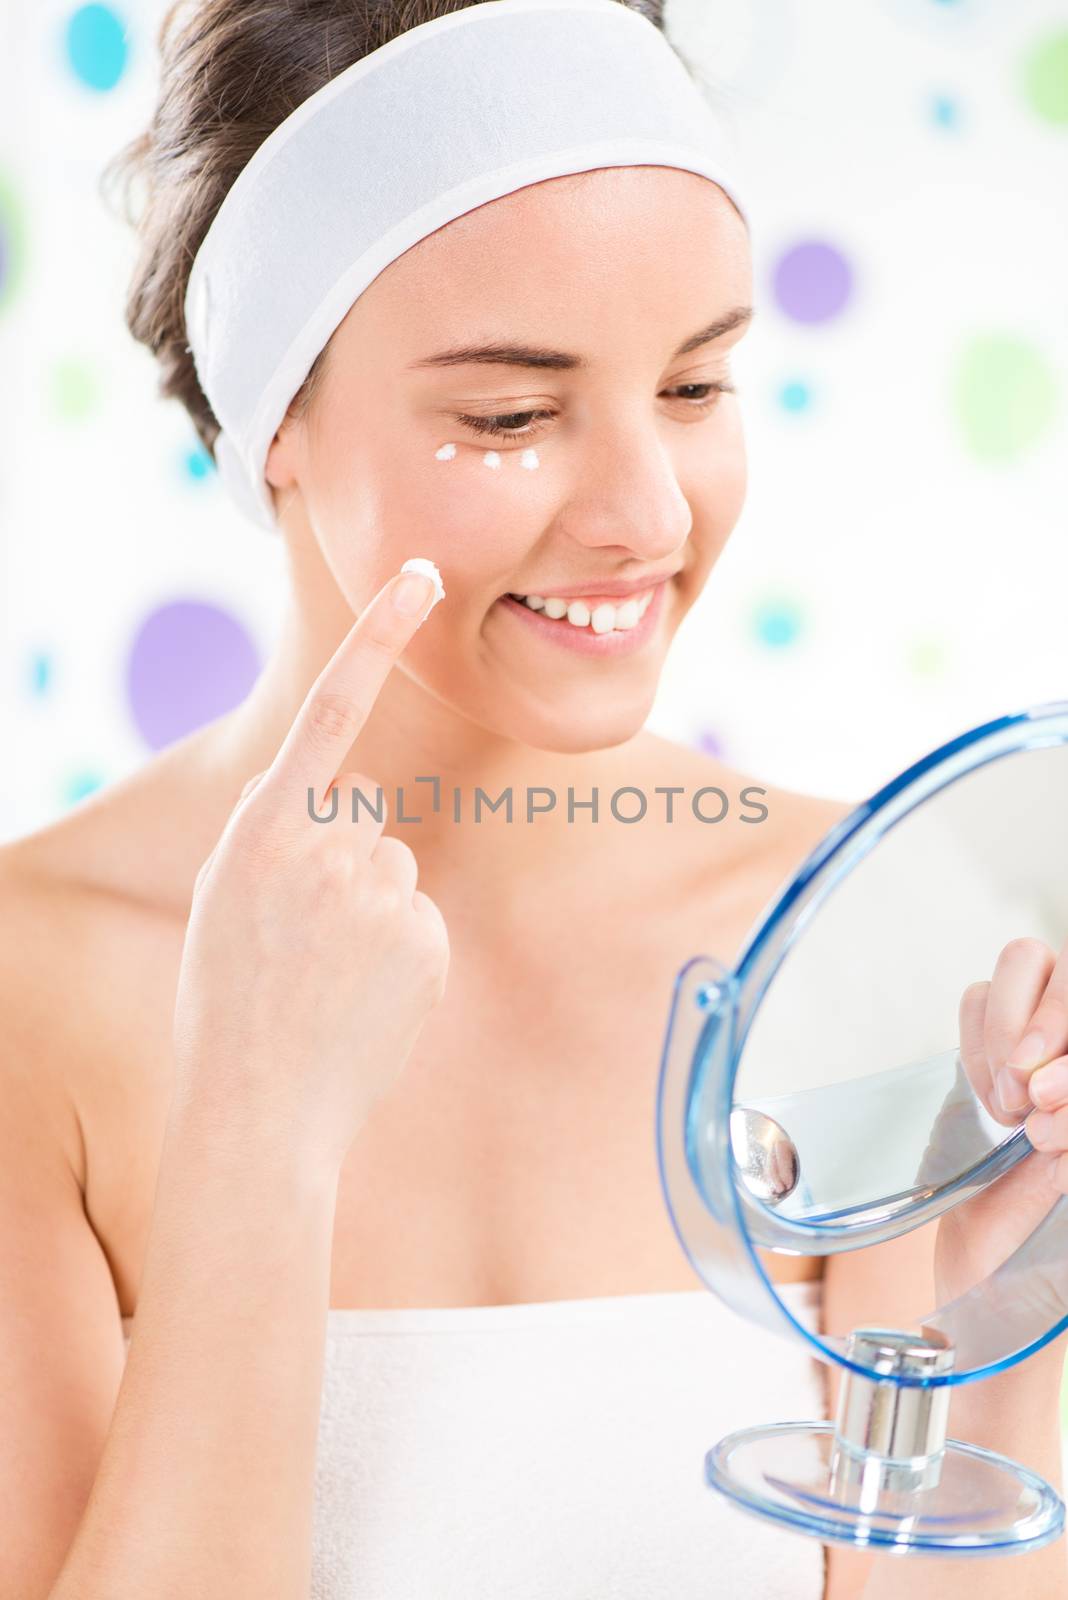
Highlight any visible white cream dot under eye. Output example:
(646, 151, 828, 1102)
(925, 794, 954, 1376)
(433, 442, 540, 470)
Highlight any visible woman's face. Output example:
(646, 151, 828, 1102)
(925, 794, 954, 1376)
(266, 165, 752, 753)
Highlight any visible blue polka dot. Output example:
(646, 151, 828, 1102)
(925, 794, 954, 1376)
(753, 601, 803, 649)
(65, 6, 129, 93)
(63, 770, 105, 805)
(27, 651, 52, 696)
(931, 93, 961, 129)
(779, 380, 812, 413)
(183, 443, 215, 481)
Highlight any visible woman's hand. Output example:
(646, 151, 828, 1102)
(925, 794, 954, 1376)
(171, 563, 450, 1173)
(934, 936, 1068, 1306)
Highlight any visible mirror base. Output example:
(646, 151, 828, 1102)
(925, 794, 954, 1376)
(705, 1420, 1064, 1555)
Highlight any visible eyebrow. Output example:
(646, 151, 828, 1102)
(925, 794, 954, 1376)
(407, 305, 754, 372)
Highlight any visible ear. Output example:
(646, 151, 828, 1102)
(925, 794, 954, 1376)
(264, 419, 299, 492)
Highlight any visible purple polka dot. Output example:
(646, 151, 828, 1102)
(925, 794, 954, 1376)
(695, 726, 727, 759)
(126, 599, 260, 750)
(772, 240, 854, 324)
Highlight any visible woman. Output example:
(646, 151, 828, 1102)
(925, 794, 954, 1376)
(1, 2, 1065, 1597)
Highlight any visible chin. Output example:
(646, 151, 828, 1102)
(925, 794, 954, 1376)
(508, 696, 657, 756)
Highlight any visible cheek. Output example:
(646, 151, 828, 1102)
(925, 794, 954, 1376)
(668, 438, 746, 608)
(691, 421, 748, 544)
(311, 424, 556, 605)
(387, 439, 557, 571)
(718, 451, 748, 532)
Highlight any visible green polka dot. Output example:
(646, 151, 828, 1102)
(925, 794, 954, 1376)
(951, 334, 1058, 462)
(907, 637, 948, 677)
(0, 168, 28, 315)
(50, 358, 98, 421)
(1022, 29, 1068, 125)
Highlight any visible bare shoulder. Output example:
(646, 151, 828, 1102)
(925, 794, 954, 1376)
(0, 836, 95, 1188)
(636, 729, 856, 874)
(0, 806, 180, 1192)
(0, 794, 166, 992)
(0, 823, 170, 1596)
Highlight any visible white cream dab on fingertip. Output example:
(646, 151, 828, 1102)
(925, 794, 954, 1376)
(399, 557, 446, 605)
(519, 448, 540, 470)
(434, 442, 457, 461)
(482, 451, 502, 469)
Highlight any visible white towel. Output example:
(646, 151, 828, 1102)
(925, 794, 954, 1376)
(124, 1282, 826, 1598)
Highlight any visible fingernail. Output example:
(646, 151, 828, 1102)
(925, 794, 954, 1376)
(996, 1067, 1031, 1115)
(1006, 1030, 1047, 1071)
(1030, 1062, 1068, 1108)
(1027, 1111, 1053, 1146)
(392, 572, 435, 616)
(395, 557, 445, 617)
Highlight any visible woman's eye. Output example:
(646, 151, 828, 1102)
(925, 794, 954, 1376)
(456, 409, 554, 439)
(666, 381, 736, 408)
(454, 383, 734, 441)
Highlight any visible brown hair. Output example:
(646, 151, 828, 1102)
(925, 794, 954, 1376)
(101, 0, 674, 464)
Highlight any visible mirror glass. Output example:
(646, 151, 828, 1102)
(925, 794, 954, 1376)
(730, 742, 1068, 1332)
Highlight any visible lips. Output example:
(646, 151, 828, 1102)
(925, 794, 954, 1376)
(495, 575, 669, 657)
(502, 566, 681, 603)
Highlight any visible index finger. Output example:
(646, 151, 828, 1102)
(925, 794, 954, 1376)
(261, 559, 445, 820)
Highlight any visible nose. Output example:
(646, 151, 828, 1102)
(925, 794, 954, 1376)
(553, 412, 693, 561)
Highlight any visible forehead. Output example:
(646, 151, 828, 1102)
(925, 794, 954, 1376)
(349, 166, 751, 355)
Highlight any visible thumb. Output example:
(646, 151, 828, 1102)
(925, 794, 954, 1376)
(237, 768, 269, 804)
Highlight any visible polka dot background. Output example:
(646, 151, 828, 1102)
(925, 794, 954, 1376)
(2, 0, 1068, 1448)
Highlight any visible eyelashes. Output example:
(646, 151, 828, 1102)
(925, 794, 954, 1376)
(457, 408, 555, 440)
(452, 381, 736, 441)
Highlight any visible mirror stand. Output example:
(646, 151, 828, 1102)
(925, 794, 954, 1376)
(705, 1345, 1061, 1557)
(832, 1326, 954, 1481)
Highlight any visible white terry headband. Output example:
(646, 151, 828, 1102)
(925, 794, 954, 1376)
(183, 0, 748, 532)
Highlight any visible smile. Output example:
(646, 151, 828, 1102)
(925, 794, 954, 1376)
(507, 588, 657, 633)
(494, 578, 669, 657)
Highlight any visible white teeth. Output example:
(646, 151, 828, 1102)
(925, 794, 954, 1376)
(511, 588, 656, 633)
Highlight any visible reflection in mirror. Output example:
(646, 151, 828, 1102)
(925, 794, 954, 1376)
(730, 1107, 800, 1204)
(728, 744, 1068, 1323)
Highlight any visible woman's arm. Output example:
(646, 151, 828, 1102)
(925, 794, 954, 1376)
(0, 928, 338, 1600)
(820, 1225, 1068, 1600)
(0, 998, 337, 1600)
(7, 568, 449, 1599)
(46, 1090, 339, 1600)
(0, 1002, 129, 1599)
